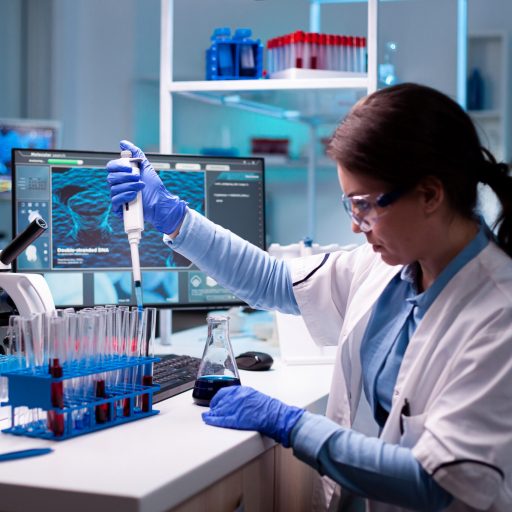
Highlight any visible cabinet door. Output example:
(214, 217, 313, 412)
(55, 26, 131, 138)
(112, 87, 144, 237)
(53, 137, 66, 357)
(274, 445, 316, 512)
(169, 448, 275, 512)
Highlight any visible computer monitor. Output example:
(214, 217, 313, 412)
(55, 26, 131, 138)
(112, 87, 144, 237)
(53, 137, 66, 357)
(11, 148, 265, 309)
(0, 118, 61, 195)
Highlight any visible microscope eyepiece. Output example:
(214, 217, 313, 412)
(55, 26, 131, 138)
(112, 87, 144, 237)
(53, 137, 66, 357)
(0, 217, 48, 267)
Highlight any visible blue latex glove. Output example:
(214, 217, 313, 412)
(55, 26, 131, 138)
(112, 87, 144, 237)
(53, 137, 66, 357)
(106, 140, 187, 234)
(202, 386, 305, 448)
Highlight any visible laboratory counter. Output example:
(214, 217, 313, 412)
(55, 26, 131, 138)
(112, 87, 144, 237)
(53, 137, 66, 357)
(0, 322, 334, 512)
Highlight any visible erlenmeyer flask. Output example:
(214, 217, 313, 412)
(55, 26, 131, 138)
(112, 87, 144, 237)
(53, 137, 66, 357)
(192, 315, 241, 406)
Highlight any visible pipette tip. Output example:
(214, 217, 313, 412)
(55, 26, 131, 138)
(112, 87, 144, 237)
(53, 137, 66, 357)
(134, 280, 143, 311)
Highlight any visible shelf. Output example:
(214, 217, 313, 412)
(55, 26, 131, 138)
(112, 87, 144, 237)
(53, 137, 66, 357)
(467, 31, 508, 161)
(171, 83, 366, 124)
(468, 109, 502, 120)
(165, 76, 368, 93)
(160, 0, 379, 239)
(258, 156, 336, 169)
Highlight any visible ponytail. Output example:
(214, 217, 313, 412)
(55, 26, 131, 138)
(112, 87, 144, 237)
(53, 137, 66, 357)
(479, 147, 512, 257)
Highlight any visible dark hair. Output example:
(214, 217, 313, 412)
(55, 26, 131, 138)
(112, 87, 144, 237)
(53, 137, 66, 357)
(328, 83, 512, 257)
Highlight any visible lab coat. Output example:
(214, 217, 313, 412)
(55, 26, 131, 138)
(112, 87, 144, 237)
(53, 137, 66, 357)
(289, 241, 512, 512)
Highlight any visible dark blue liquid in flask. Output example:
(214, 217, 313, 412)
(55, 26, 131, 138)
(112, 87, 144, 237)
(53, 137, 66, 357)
(193, 315, 241, 406)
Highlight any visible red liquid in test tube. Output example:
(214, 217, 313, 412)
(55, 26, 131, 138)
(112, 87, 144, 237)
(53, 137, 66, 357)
(309, 33, 319, 69)
(142, 375, 153, 413)
(49, 358, 64, 437)
(95, 380, 110, 423)
(297, 31, 305, 69)
(292, 31, 305, 68)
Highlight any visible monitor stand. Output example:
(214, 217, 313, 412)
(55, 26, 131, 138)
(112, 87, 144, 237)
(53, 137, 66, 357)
(159, 309, 173, 345)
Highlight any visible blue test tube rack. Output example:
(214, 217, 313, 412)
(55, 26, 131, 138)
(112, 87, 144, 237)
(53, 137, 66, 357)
(0, 354, 25, 374)
(206, 27, 264, 80)
(0, 355, 160, 441)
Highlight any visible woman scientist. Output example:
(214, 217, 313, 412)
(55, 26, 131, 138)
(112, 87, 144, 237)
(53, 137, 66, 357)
(107, 83, 512, 512)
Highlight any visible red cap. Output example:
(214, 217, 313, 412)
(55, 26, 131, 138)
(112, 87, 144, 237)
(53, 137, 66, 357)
(347, 36, 355, 46)
(340, 35, 347, 46)
(292, 30, 305, 44)
(320, 34, 327, 45)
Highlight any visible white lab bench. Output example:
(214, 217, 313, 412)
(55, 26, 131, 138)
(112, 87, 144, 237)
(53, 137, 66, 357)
(0, 318, 334, 512)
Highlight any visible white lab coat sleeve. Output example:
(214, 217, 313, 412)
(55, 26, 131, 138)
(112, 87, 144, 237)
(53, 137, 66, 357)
(412, 307, 512, 510)
(288, 244, 375, 347)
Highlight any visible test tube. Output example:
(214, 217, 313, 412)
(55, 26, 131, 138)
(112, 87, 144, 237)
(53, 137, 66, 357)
(340, 36, 347, 71)
(266, 38, 274, 75)
(348, 36, 355, 72)
(359, 37, 367, 73)
(77, 312, 96, 427)
(276, 36, 284, 72)
(94, 311, 109, 424)
(353, 36, 360, 72)
(48, 316, 65, 436)
(121, 309, 139, 416)
(140, 308, 157, 412)
(20, 315, 47, 430)
(310, 33, 319, 69)
(319, 34, 327, 70)
(292, 31, 305, 69)
(8, 316, 29, 427)
(64, 312, 81, 430)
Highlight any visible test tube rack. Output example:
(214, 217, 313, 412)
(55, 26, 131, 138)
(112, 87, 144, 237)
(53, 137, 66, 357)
(0, 354, 25, 374)
(0, 355, 160, 441)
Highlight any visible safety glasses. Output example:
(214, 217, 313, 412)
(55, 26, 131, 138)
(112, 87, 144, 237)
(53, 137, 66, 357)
(341, 187, 407, 232)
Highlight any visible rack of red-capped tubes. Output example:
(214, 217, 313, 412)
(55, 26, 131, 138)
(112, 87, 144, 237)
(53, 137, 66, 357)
(0, 306, 159, 440)
(267, 31, 367, 76)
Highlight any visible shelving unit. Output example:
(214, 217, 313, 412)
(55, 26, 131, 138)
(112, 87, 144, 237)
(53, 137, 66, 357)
(467, 31, 509, 162)
(159, 0, 378, 241)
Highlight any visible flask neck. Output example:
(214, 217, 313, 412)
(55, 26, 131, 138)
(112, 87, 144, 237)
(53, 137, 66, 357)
(207, 318, 230, 344)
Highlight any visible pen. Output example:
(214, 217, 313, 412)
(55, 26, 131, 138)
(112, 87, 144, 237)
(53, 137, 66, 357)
(0, 448, 53, 462)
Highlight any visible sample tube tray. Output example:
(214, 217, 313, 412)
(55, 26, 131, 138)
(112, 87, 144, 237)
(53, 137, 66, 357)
(0, 354, 25, 374)
(1, 355, 160, 441)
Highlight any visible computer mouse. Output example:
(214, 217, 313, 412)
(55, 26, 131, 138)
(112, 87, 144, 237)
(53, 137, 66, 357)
(235, 351, 274, 371)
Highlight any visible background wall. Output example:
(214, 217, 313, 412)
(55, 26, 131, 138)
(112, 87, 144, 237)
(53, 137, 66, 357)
(0, 0, 510, 247)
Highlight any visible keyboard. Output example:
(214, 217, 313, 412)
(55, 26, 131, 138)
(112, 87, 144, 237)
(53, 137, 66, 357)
(152, 354, 202, 403)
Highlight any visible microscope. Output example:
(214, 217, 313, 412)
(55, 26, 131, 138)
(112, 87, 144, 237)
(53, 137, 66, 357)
(0, 217, 55, 348)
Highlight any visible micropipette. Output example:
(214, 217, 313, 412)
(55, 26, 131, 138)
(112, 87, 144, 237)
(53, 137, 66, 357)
(120, 150, 144, 311)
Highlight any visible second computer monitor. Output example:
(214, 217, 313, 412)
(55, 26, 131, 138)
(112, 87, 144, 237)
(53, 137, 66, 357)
(0, 118, 61, 195)
(11, 148, 265, 309)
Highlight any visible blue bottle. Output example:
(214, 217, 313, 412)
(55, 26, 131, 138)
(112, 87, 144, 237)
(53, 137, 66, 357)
(467, 68, 484, 111)
(208, 27, 234, 78)
(234, 28, 256, 77)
